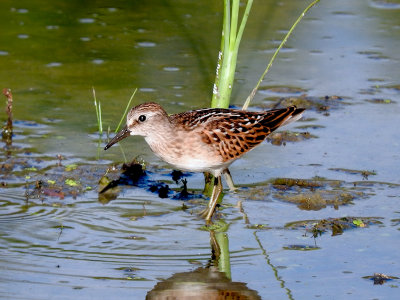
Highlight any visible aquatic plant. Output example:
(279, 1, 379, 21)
(115, 88, 137, 133)
(92, 87, 103, 135)
(211, 0, 254, 108)
(211, 0, 321, 110)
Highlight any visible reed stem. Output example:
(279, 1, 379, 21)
(211, 0, 253, 109)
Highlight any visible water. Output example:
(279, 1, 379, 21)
(1, 0, 399, 299)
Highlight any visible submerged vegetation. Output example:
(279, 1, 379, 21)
(285, 216, 383, 237)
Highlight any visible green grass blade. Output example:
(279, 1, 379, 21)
(115, 88, 137, 133)
(98, 101, 103, 134)
(92, 87, 103, 134)
(242, 0, 320, 110)
(119, 142, 127, 163)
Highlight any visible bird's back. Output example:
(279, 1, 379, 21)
(170, 106, 304, 163)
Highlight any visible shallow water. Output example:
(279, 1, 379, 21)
(1, 0, 400, 299)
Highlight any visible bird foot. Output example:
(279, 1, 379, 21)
(199, 206, 216, 223)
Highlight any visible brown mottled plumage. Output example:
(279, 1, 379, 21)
(104, 102, 305, 222)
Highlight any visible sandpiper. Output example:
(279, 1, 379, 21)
(104, 102, 305, 222)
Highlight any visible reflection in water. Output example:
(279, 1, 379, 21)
(146, 267, 261, 300)
(210, 229, 231, 279)
(146, 228, 260, 299)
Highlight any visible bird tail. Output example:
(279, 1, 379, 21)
(280, 107, 305, 127)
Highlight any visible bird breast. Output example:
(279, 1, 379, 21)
(144, 128, 226, 174)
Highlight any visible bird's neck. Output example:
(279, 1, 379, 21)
(143, 121, 175, 153)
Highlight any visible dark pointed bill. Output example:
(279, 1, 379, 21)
(104, 126, 131, 150)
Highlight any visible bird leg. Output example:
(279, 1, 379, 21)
(201, 175, 222, 223)
(223, 168, 237, 192)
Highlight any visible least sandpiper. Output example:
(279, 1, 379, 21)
(104, 102, 305, 222)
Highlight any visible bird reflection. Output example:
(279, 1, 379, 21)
(146, 266, 261, 300)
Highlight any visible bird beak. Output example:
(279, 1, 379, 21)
(104, 126, 131, 150)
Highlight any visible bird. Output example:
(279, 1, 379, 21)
(104, 102, 305, 222)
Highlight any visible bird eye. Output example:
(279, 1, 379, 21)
(138, 115, 146, 122)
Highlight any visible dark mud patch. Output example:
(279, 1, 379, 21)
(272, 177, 361, 210)
(258, 85, 307, 96)
(275, 191, 356, 210)
(384, 84, 400, 92)
(365, 98, 396, 104)
(242, 177, 373, 211)
(2, 159, 110, 203)
(363, 273, 399, 285)
(285, 216, 383, 237)
(329, 168, 377, 180)
(258, 92, 348, 114)
(360, 82, 400, 96)
(370, 0, 400, 10)
(357, 50, 389, 61)
(295, 124, 325, 130)
(283, 244, 320, 251)
(266, 130, 317, 146)
(272, 178, 328, 188)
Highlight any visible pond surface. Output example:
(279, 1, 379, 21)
(1, 0, 400, 299)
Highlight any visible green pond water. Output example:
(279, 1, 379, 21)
(1, 0, 400, 299)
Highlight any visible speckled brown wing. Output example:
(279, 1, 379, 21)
(173, 108, 238, 129)
(197, 106, 303, 162)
